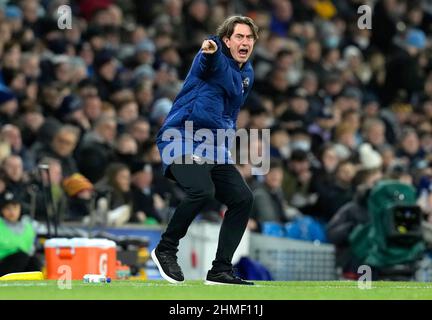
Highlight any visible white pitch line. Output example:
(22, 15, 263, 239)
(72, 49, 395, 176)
(0, 282, 49, 287)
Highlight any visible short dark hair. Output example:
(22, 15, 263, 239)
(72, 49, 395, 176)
(216, 16, 259, 41)
(290, 150, 309, 162)
(270, 158, 284, 170)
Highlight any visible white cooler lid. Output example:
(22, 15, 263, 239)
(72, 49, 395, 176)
(44, 237, 116, 248)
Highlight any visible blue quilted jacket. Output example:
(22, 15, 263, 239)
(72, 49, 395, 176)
(156, 35, 254, 175)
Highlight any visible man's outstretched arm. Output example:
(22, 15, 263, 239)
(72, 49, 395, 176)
(191, 37, 226, 78)
(201, 39, 218, 54)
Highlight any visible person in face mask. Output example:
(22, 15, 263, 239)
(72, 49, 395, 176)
(290, 138, 311, 152)
(383, 28, 426, 105)
(289, 128, 312, 152)
(270, 126, 291, 160)
(324, 34, 341, 49)
(346, 28, 372, 57)
(320, 21, 341, 50)
(63, 173, 95, 222)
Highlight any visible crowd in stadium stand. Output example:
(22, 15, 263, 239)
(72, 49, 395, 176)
(0, 0, 432, 271)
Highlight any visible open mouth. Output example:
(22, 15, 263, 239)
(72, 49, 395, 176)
(238, 48, 249, 57)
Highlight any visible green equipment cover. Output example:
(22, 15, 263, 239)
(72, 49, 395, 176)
(349, 180, 425, 268)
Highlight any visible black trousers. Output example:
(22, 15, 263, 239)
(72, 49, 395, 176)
(158, 161, 254, 272)
(0, 251, 42, 276)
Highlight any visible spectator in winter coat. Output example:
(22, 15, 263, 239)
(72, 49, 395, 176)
(251, 159, 299, 231)
(0, 190, 40, 276)
(63, 173, 94, 222)
(76, 116, 116, 183)
(35, 125, 80, 178)
(326, 168, 383, 276)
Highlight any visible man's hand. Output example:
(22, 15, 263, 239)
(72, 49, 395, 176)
(201, 39, 218, 54)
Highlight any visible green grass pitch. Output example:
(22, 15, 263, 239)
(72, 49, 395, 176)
(1, 280, 432, 300)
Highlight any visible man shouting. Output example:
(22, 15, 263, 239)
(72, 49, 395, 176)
(153, 16, 259, 285)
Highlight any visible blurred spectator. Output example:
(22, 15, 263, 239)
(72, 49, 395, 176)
(249, 106, 271, 130)
(0, 124, 34, 171)
(308, 105, 337, 152)
(113, 133, 139, 168)
(127, 118, 151, 154)
(31, 157, 67, 223)
(63, 173, 94, 222)
(236, 162, 258, 190)
(19, 109, 45, 149)
(396, 127, 426, 170)
(312, 143, 340, 196)
(280, 87, 312, 131)
(358, 143, 383, 171)
(134, 80, 155, 117)
(1, 154, 31, 215)
(141, 139, 184, 209)
(95, 162, 132, 225)
(150, 97, 172, 127)
(282, 149, 316, 214)
(130, 161, 166, 224)
(383, 28, 427, 105)
(362, 117, 389, 150)
(93, 49, 121, 101)
(371, 0, 403, 54)
(320, 71, 344, 105)
(333, 122, 357, 160)
(300, 71, 322, 116)
(78, 80, 103, 126)
(77, 115, 116, 183)
(269, 126, 290, 160)
(0, 85, 18, 125)
(326, 167, 383, 276)
(184, 0, 210, 45)
(289, 128, 313, 153)
(256, 67, 290, 107)
(129, 38, 156, 69)
(254, 33, 286, 82)
(236, 108, 250, 129)
(274, 48, 302, 86)
(61, 98, 92, 134)
(303, 39, 324, 78)
(39, 81, 68, 118)
(35, 125, 80, 177)
(314, 159, 357, 222)
(251, 159, 299, 231)
(335, 87, 363, 114)
(116, 99, 139, 132)
(270, 0, 293, 37)
(341, 45, 371, 86)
